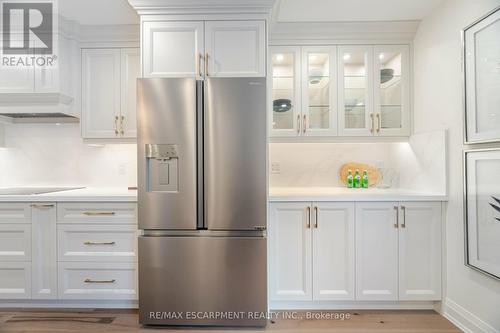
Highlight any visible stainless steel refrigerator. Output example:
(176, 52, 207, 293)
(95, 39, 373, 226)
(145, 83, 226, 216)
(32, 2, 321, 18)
(137, 78, 267, 327)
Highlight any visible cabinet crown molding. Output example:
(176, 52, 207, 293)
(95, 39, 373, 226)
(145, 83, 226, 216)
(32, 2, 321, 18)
(127, 0, 276, 15)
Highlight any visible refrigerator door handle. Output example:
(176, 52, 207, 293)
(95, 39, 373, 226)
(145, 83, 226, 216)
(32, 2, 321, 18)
(196, 80, 205, 229)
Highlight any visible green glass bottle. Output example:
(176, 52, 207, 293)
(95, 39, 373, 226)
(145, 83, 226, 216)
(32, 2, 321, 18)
(362, 170, 369, 188)
(346, 169, 353, 188)
(354, 169, 361, 188)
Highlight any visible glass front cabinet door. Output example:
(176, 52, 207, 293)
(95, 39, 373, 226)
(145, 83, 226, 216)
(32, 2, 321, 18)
(373, 45, 410, 136)
(338, 46, 374, 136)
(302, 47, 338, 136)
(270, 46, 301, 137)
(270, 44, 410, 138)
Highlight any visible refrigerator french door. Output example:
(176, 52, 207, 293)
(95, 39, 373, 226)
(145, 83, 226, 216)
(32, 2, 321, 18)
(137, 78, 267, 327)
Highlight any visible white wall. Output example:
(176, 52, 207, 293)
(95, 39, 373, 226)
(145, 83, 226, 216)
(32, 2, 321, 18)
(413, 0, 500, 331)
(0, 123, 137, 188)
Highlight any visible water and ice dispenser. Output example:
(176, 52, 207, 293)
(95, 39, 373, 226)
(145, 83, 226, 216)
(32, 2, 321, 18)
(145, 144, 179, 193)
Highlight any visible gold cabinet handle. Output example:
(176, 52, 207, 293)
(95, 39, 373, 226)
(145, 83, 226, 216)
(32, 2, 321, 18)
(205, 52, 209, 77)
(306, 206, 311, 229)
(120, 116, 125, 136)
(297, 114, 301, 134)
(31, 204, 55, 208)
(370, 113, 374, 134)
(394, 206, 399, 228)
(376, 113, 381, 133)
(303, 115, 307, 134)
(114, 116, 119, 136)
(84, 278, 116, 284)
(83, 212, 116, 216)
(401, 206, 406, 228)
(314, 206, 319, 228)
(84, 241, 116, 246)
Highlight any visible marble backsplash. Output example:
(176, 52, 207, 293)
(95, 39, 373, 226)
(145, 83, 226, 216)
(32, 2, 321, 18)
(270, 130, 447, 194)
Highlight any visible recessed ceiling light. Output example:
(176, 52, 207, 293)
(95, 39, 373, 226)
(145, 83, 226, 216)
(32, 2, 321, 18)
(343, 53, 351, 61)
(276, 54, 284, 62)
(379, 53, 385, 60)
(310, 55, 317, 61)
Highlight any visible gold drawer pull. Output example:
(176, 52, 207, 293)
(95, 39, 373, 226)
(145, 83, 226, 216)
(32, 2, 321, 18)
(84, 278, 116, 284)
(83, 212, 116, 216)
(84, 241, 116, 246)
(31, 204, 55, 208)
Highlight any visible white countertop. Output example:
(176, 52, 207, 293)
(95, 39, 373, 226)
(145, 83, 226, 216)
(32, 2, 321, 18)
(0, 186, 447, 202)
(269, 187, 448, 202)
(0, 187, 138, 202)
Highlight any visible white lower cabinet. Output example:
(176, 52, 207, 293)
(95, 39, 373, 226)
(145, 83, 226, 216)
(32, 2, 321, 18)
(0, 201, 138, 304)
(0, 262, 31, 299)
(313, 202, 355, 300)
(31, 203, 58, 299)
(58, 262, 137, 300)
(355, 202, 399, 300)
(269, 200, 442, 305)
(398, 202, 442, 300)
(269, 202, 355, 301)
(269, 202, 312, 301)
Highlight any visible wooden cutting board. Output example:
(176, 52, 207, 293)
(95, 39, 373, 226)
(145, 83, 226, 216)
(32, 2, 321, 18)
(339, 162, 382, 187)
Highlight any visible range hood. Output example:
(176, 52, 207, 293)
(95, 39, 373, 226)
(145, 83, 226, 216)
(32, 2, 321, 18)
(0, 93, 79, 123)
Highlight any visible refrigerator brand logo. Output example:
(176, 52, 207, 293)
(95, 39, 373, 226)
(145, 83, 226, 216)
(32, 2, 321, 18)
(1, 0, 58, 67)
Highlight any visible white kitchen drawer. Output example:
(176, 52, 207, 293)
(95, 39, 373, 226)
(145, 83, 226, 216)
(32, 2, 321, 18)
(0, 224, 31, 261)
(0, 262, 31, 299)
(57, 203, 137, 224)
(58, 262, 137, 300)
(0, 203, 31, 224)
(58, 224, 137, 262)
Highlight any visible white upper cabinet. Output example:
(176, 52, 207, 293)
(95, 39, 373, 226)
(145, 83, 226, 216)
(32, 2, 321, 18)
(302, 46, 338, 136)
(142, 20, 266, 78)
(269, 46, 301, 137)
(398, 202, 442, 301)
(0, 64, 34, 93)
(205, 21, 266, 77)
(120, 48, 140, 138)
(312, 202, 355, 301)
(356, 202, 399, 301)
(82, 49, 121, 139)
(373, 45, 410, 136)
(269, 202, 312, 301)
(82, 48, 140, 139)
(143, 21, 204, 78)
(270, 44, 411, 139)
(0, 35, 76, 99)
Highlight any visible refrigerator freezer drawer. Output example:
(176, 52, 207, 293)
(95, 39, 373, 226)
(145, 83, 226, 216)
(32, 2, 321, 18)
(139, 235, 267, 327)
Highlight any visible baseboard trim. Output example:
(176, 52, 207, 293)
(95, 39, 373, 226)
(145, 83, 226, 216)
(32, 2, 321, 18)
(0, 300, 138, 309)
(442, 298, 499, 333)
(269, 300, 437, 310)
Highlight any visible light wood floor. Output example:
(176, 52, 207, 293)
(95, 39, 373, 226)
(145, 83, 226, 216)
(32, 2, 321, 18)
(0, 309, 462, 333)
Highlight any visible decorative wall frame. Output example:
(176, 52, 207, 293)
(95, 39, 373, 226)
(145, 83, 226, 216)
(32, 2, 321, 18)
(463, 6, 500, 144)
(464, 148, 500, 280)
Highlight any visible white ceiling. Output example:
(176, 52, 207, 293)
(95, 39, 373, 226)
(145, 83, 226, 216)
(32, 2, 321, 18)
(58, 0, 444, 26)
(59, 0, 139, 25)
(275, 0, 445, 22)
